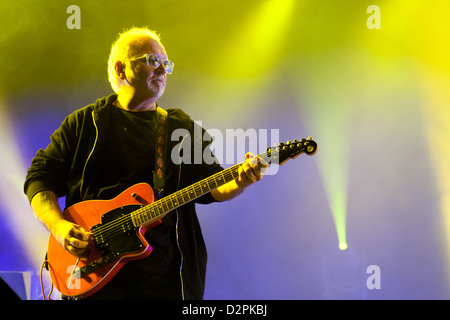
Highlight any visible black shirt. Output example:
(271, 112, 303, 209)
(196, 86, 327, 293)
(94, 106, 156, 199)
(93, 106, 180, 280)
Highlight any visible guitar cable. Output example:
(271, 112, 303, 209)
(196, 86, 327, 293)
(40, 259, 54, 300)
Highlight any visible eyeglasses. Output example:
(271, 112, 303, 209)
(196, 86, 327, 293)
(127, 54, 175, 74)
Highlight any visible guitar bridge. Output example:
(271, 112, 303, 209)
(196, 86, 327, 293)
(77, 252, 120, 278)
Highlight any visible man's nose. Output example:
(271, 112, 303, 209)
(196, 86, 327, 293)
(155, 63, 167, 75)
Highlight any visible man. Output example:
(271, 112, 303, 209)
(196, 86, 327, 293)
(24, 27, 268, 299)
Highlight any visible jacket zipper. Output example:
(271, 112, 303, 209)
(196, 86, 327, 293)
(81, 108, 186, 299)
(80, 110, 99, 200)
(175, 208, 185, 300)
(175, 133, 189, 300)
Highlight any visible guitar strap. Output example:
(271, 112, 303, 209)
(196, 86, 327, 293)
(153, 106, 168, 198)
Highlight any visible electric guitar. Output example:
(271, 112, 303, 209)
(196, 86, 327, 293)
(46, 138, 318, 298)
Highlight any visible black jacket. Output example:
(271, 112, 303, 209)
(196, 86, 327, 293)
(24, 94, 223, 299)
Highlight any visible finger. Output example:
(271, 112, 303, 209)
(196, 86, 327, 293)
(65, 237, 90, 258)
(248, 154, 268, 176)
(67, 236, 89, 249)
(252, 166, 262, 180)
(246, 152, 258, 165)
(257, 155, 269, 167)
(255, 156, 269, 178)
(242, 163, 257, 183)
(71, 225, 92, 241)
(236, 164, 251, 186)
(237, 164, 248, 181)
(245, 156, 263, 181)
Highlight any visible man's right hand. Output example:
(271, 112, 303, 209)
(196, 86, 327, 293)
(52, 220, 91, 258)
(31, 190, 92, 258)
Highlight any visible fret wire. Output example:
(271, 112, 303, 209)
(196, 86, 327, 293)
(165, 197, 171, 209)
(142, 208, 149, 220)
(211, 176, 217, 188)
(138, 210, 143, 225)
(163, 198, 172, 211)
(208, 176, 217, 189)
(180, 189, 187, 202)
(132, 162, 247, 227)
(133, 210, 141, 226)
(155, 203, 162, 216)
(148, 205, 155, 218)
(161, 198, 168, 211)
(177, 194, 184, 205)
(185, 189, 191, 200)
(161, 200, 169, 212)
(180, 189, 187, 203)
(170, 195, 178, 207)
(197, 182, 203, 192)
(198, 182, 205, 194)
(146, 207, 153, 221)
(148, 207, 154, 219)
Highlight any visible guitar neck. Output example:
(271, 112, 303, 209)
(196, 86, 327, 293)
(129, 136, 317, 228)
(130, 161, 243, 227)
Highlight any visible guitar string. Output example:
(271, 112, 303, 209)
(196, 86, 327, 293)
(91, 168, 240, 242)
(92, 176, 223, 237)
(91, 162, 243, 242)
(90, 146, 302, 242)
(89, 145, 304, 243)
(89, 145, 302, 242)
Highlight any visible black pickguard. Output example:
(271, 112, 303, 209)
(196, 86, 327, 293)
(78, 204, 147, 278)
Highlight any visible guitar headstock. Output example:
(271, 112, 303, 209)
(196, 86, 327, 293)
(264, 137, 317, 165)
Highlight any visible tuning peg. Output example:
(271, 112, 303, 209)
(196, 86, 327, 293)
(293, 139, 299, 143)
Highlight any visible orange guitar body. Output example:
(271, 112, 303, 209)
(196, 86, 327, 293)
(47, 183, 161, 299)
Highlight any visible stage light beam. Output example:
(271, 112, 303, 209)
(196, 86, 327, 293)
(0, 97, 49, 270)
(213, 0, 295, 80)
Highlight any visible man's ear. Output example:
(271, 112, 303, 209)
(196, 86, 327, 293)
(115, 61, 126, 79)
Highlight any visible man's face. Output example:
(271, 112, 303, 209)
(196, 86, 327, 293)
(125, 37, 169, 100)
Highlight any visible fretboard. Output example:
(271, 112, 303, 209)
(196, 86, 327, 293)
(130, 162, 242, 227)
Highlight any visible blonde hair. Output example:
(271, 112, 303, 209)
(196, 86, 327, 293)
(107, 27, 162, 93)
